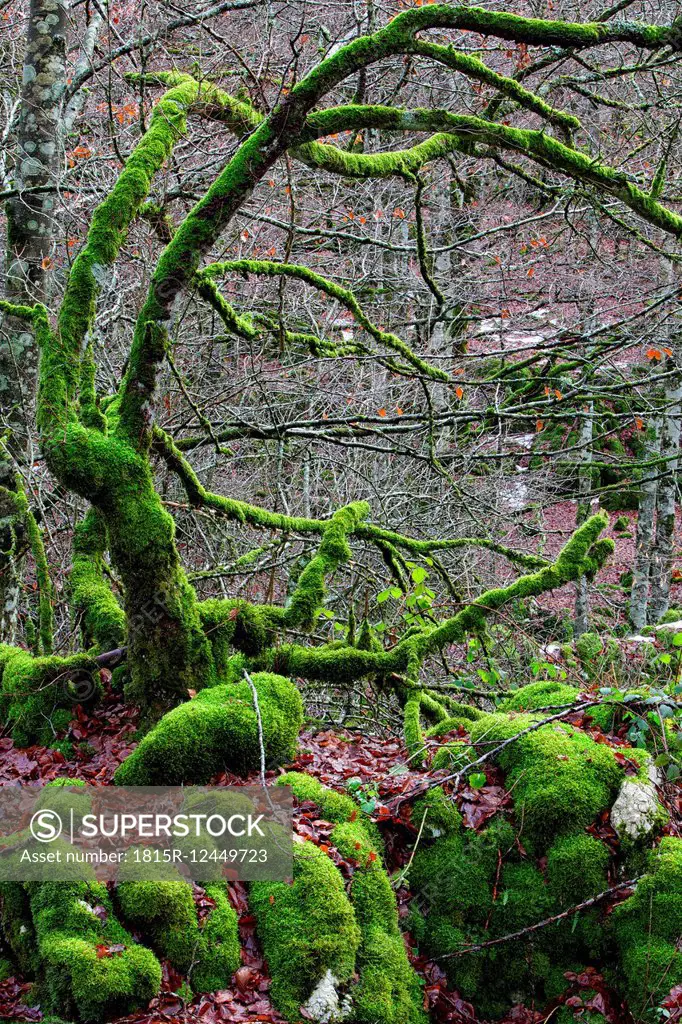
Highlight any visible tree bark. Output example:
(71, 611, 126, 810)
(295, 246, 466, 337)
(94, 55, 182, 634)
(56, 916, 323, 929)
(649, 347, 682, 622)
(574, 402, 594, 636)
(630, 419, 661, 632)
(1, 0, 67, 639)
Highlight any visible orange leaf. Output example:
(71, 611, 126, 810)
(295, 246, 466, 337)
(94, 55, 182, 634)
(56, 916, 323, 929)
(554, 389, 563, 400)
(393, 208, 406, 219)
(646, 348, 662, 361)
(527, 267, 535, 278)
(378, 408, 387, 417)
(455, 386, 464, 400)
(40, 256, 53, 270)
(536, 419, 544, 432)
(635, 417, 644, 430)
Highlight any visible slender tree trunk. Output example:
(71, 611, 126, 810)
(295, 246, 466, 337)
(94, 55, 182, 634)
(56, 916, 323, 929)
(630, 419, 661, 632)
(649, 347, 682, 622)
(1, 0, 67, 639)
(574, 401, 594, 636)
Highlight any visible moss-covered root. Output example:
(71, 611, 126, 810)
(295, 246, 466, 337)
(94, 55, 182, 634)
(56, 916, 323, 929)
(612, 837, 682, 1019)
(114, 672, 303, 785)
(250, 840, 361, 1019)
(116, 879, 239, 992)
(25, 880, 161, 1022)
(278, 772, 428, 1024)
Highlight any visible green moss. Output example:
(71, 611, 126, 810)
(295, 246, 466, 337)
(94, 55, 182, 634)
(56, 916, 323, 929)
(117, 879, 239, 992)
(251, 841, 360, 1019)
(26, 880, 161, 1022)
(431, 740, 473, 771)
(114, 672, 302, 785)
(425, 705, 484, 735)
(610, 838, 682, 1016)
(404, 697, 425, 762)
(333, 820, 427, 1024)
(279, 770, 362, 824)
(658, 607, 682, 624)
(276, 773, 425, 1023)
(411, 786, 462, 838)
(546, 834, 610, 907)
(498, 680, 579, 714)
(70, 510, 125, 652)
(0, 881, 37, 974)
(409, 832, 491, 928)
(494, 862, 553, 933)
(0, 646, 100, 747)
(468, 713, 622, 850)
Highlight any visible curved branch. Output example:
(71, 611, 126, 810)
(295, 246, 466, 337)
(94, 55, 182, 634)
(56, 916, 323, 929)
(152, 427, 549, 569)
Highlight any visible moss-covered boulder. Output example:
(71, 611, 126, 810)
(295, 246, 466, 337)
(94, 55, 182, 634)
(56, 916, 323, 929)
(114, 671, 303, 785)
(116, 878, 240, 992)
(611, 837, 682, 1018)
(25, 880, 161, 1023)
(251, 840, 361, 1019)
(277, 772, 427, 1024)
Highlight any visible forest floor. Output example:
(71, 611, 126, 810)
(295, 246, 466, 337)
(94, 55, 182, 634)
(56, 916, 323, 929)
(2, 675, 681, 1024)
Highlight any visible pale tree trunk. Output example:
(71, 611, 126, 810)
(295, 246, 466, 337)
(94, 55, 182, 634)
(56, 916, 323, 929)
(574, 401, 594, 636)
(630, 419, 661, 632)
(649, 345, 682, 622)
(1, 0, 67, 640)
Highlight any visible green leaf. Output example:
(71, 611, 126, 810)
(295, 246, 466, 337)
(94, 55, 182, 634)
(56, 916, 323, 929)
(411, 566, 428, 584)
(672, 633, 682, 647)
(469, 772, 487, 790)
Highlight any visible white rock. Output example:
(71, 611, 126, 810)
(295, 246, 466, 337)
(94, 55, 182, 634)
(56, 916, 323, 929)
(654, 620, 682, 632)
(610, 778, 662, 840)
(302, 970, 352, 1023)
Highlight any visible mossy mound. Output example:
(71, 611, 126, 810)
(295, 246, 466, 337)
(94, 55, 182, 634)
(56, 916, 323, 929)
(277, 772, 427, 1024)
(251, 840, 361, 1019)
(114, 671, 303, 785)
(497, 679, 579, 714)
(611, 837, 682, 1018)
(407, 812, 614, 1014)
(116, 879, 240, 992)
(468, 713, 623, 849)
(0, 645, 100, 747)
(24, 880, 160, 1023)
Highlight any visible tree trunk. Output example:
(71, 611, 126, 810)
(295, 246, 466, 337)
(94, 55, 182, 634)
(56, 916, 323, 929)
(630, 419, 661, 632)
(574, 401, 594, 636)
(649, 347, 682, 622)
(1, 0, 67, 640)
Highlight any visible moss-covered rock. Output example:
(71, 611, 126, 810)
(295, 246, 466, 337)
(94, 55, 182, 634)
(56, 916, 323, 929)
(611, 837, 682, 1018)
(113, 671, 303, 785)
(468, 713, 622, 849)
(27, 880, 161, 1022)
(116, 879, 239, 992)
(251, 840, 361, 1019)
(278, 772, 427, 1024)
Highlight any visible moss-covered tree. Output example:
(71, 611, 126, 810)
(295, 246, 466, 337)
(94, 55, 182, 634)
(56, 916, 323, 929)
(2, 5, 682, 1022)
